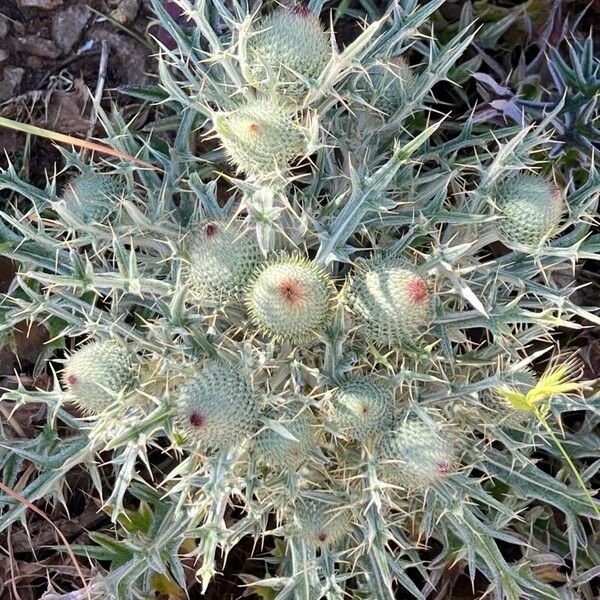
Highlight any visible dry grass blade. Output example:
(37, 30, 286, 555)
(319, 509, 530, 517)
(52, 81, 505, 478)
(0, 116, 162, 171)
(0, 480, 92, 600)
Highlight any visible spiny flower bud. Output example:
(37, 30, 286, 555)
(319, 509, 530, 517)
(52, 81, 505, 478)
(62, 340, 134, 413)
(247, 256, 334, 343)
(346, 258, 433, 348)
(174, 362, 257, 451)
(61, 171, 122, 223)
(254, 406, 314, 470)
(376, 418, 456, 490)
(182, 220, 263, 306)
(492, 173, 564, 247)
(213, 99, 306, 177)
(291, 496, 352, 547)
(246, 5, 331, 100)
(358, 56, 414, 118)
(330, 376, 394, 441)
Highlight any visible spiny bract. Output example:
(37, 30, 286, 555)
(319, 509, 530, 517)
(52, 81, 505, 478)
(61, 171, 122, 223)
(376, 417, 456, 490)
(357, 56, 415, 117)
(246, 256, 334, 343)
(346, 258, 433, 347)
(492, 173, 564, 247)
(291, 497, 352, 547)
(212, 98, 306, 177)
(182, 220, 262, 306)
(246, 5, 331, 100)
(330, 376, 394, 441)
(254, 405, 314, 470)
(174, 362, 257, 451)
(62, 339, 134, 413)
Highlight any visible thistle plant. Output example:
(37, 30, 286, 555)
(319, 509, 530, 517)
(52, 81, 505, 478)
(182, 218, 262, 306)
(59, 168, 123, 224)
(1, 1, 600, 599)
(174, 361, 257, 451)
(245, 4, 331, 100)
(329, 375, 394, 441)
(62, 339, 135, 413)
(212, 98, 309, 177)
(474, 34, 600, 172)
(346, 257, 433, 348)
(247, 255, 334, 342)
(253, 402, 314, 470)
(491, 172, 564, 248)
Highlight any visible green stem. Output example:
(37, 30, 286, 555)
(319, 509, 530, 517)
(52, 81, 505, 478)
(533, 406, 600, 520)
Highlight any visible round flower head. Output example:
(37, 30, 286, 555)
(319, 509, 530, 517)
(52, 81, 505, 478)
(291, 496, 352, 547)
(330, 376, 394, 441)
(61, 171, 122, 223)
(182, 219, 263, 306)
(247, 256, 334, 343)
(492, 173, 564, 247)
(254, 405, 314, 470)
(346, 257, 433, 348)
(376, 417, 456, 490)
(358, 56, 414, 117)
(62, 339, 134, 413)
(174, 361, 257, 451)
(246, 5, 331, 100)
(212, 98, 306, 177)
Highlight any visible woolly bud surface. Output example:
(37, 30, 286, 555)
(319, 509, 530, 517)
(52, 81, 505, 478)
(213, 99, 306, 177)
(63, 340, 134, 413)
(291, 497, 352, 547)
(61, 171, 122, 223)
(175, 362, 257, 451)
(247, 256, 334, 343)
(254, 407, 314, 470)
(247, 5, 330, 100)
(182, 220, 262, 306)
(330, 376, 394, 441)
(376, 418, 455, 490)
(347, 258, 432, 347)
(493, 174, 563, 247)
(358, 56, 415, 117)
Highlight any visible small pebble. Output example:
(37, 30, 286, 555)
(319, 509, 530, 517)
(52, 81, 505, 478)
(0, 67, 25, 102)
(0, 16, 9, 39)
(17, 0, 63, 9)
(15, 36, 61, 59)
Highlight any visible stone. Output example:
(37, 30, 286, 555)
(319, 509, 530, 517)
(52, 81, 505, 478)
(52, 4, 91, 54)
(0, 50, 8, 65)
(0, 16, 9, 39)
(17, 0, 63, 8)
(15, 36, 61, 59)
(0, 67, 25, 102)
(110, 0, 140, 25)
